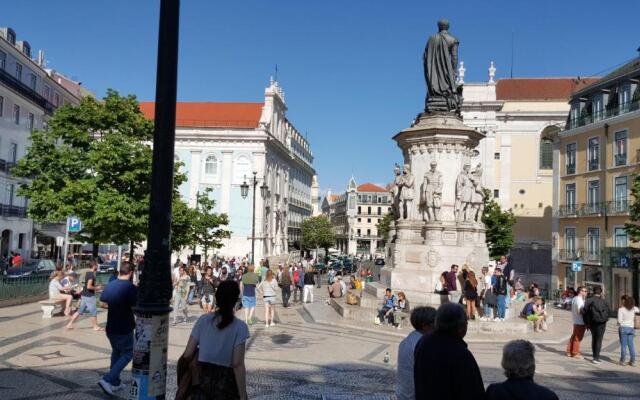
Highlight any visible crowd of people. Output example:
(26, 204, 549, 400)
(41, 252, 639, 399)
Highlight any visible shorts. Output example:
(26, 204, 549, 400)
(242, 295, 256, 308)
(77, 296, 97, 317)
(263, 296, 276, 305)
(526, 314, 539, 321)
(201, 294, 214, 305)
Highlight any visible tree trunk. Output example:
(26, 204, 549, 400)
(92, 242, 99, 258)
(129, 240, 135, 263)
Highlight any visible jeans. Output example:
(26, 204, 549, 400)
(187, 287, 196, 304)
(378, 306, 392, 324)
(281, 285, 291, 307)
(566, 324, 586, 356)
(483, 300, 493, 319)
(293, 286, 303, 303)
(303, 285, 314, 303)
(590, 322, 607, 360)
(620, 326, 636, 363)
(104, 333, 133, 386)
(496, 294, 506, 319)
(173, 295, 188, 323)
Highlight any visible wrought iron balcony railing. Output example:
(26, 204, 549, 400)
(607, 200, 629, 215)
(567, 100, 640, 130)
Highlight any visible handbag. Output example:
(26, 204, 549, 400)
(346, 291, 360, 306)
(634, 314, 640, 330)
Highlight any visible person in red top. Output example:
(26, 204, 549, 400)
(11, 252, 22, 267)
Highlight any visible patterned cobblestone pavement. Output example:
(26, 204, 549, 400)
(0, 286, 638, 399)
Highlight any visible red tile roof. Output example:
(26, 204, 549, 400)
(329, 194, 340, 202)
(495, 78, 599, 101)
(357, 183, 387, 193)
(139, 102, 264, 128)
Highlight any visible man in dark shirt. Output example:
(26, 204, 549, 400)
(445, 264, 461, 303)
(414, 303, 485, 399)
(66, 259, 102, 330)
(583, 286, 611, 364)
(98, 263, 137, 396)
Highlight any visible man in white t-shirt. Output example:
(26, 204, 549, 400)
(566, 286, 587, 358)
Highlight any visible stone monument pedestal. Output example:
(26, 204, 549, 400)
(379, 113, 489, 306)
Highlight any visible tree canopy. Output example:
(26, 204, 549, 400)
(625, 174, 640, 242)
(376, 212, 394, 241)
(13, 90, 188, 253)
(481, 189, 516, 258)
(301, 215, 336, 251)
(190, 188, 231, 260)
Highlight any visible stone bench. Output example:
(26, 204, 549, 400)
(39, 299, 66, 318)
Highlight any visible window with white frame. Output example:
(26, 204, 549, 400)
(614, 227, 627, 248)
(587, 137, 599, 171)
(233, 155, 251, 184)
(539, 137, 553, 169)
(587, 227, 600, 259)
(565, 227, 576, 254)
(593, 95, 603, 121)
(13, 105, 19, 125)
(9, 143, 17, 163)
(614, 176, 628, 211)
(587, 180, 600, 207)
(614, 131, 627, 166)
(29, 73, 36, 90)
(204, 154, 218, 176)
(15, 63, 22, 81)
(43, 85, 50, 100)
(566, 143, 576, 174)
(619, 84, 631, 111)
(28, 113, 34, 132)
(565, 183, 576, 211)
(6, 30, 15, 45)
(53, 93, 60, 107)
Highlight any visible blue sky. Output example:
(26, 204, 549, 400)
(4, 0, 640, 194)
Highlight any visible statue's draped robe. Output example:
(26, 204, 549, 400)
(424, 31, 458, 110)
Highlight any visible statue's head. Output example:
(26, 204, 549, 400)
(403, 164, 411, 173)
(430, 161, 437, 170)
(463, 163, 470, 172)
(394, 164, 401, 175)
(437, 19, 449, 31)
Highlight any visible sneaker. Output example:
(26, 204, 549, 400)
(111, 383, 124, 391)
(265, 322, 269, 328)
(98, 379, 113, 396)
(270, 321, 276, 327)
(592, 359, 602, 364)
(619, 360, 626, 366)
(630, 362, 637, 367)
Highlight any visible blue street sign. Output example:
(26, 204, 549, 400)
(68, 216, 82, 233)
(571, 261, 582, 272)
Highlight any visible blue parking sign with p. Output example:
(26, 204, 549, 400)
(68, 216, 82, 233)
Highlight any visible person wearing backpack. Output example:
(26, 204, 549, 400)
(583, 286, 611, 364)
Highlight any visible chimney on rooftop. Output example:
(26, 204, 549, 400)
(37, 50, 45, 67)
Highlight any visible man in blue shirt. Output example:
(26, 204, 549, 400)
(98, 263, 137, 396)
(376, 288, 397, 325)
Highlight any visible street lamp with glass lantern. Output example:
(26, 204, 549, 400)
(240, 171, 268, 265)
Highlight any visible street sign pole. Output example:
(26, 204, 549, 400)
(62, 218, 69, 266)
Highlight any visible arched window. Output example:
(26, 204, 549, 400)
(204, 155, 218, 176)
(233, 155, 252, 184)
(539, 126, 559, 170)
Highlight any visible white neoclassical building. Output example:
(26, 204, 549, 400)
(140, 79, 316, 262)
(0, 26, 85, 262)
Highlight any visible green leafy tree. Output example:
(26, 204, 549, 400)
(376, 212, 395, 241)
(625, 174, 640, 242)
(191, 188, 231, 260)
(301, 215, 336, 258)
(481, 188, 516, 258)
(13, 90, 183, 256)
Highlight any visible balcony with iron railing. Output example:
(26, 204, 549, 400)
(614, 153, 628, 167)
(580, 202, 604, 216)
(558, 204, 578, 217)
(0, 204, 27, 218)
(567, 100, 640, 130)
(587, 158, 600, 171)
(606, 200, 629, 215)
(0, 159, 16, 175)
(0, 68, 56, 115)
(565, 163, 576, 175)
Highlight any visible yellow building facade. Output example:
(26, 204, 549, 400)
(554, 58, 640, 307)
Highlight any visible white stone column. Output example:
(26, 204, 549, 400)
(189, 150, 202, 207)
(253, 150, 267, 259)
(220, 150, 233, 213)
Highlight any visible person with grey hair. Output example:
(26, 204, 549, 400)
(414, 303, 485, 399)
(486, 340, 559, 400)
(396, 306, 436, 400)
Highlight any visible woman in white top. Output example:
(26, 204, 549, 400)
(48, 270, 73, 316)
(258, 270, 279, 328)
(618, 295, 639, 366)
(179, 280, 249, 399)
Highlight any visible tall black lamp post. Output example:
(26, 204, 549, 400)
(240, 171, 268, 265)
(132, 0, 180, 399)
